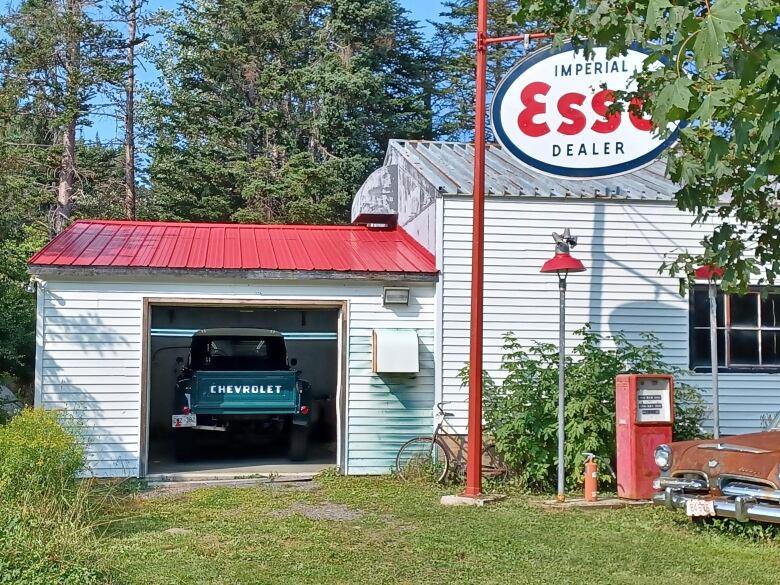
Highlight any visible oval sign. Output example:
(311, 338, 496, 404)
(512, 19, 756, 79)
(491, 44, 678, 179)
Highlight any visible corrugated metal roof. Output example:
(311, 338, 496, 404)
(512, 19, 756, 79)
(388, 140, 678, 200)
(29, 220, 437, 274)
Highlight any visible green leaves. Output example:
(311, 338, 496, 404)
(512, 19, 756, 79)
(694, 0, 747, 68)
(645, 0, 671, 31)
(656, 76, 694, 111)
(767, 51, 780, 78)
(515, 0, 780, 291)
(481, 326, 707, 492)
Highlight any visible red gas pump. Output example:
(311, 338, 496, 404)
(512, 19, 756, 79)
(616, 374, 674, 500)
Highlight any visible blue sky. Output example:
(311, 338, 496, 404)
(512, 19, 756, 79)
(88, 0, 446, 141)
(402, 0, 445, 30)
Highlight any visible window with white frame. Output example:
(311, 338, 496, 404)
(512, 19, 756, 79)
(690, 285, 780, 370)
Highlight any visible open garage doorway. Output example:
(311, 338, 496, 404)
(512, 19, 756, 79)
(142, 300, 343, 478)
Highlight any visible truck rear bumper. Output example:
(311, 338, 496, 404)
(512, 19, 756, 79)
(174, 413, 312, 428)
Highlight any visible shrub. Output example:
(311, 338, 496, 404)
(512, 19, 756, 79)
(472, 326, 707, 493)
(0, 408, 84, 504)
(0, 409, 110, 584)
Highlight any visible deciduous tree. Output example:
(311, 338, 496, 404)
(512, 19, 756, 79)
(515, 0, 780, 290)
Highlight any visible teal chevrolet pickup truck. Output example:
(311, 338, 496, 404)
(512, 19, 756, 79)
(171, 328, 313, 461)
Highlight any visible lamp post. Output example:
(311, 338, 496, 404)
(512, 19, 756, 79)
(695, 265, 723, 439)
(540, 229, 586, 502)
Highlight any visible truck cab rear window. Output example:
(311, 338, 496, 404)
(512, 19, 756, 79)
(191, 337, 287, 371)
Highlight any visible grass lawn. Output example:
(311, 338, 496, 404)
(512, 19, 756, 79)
(101, 474, 780, 585)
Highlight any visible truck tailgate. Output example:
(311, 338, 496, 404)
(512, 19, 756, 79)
(192, 370, 299, 414)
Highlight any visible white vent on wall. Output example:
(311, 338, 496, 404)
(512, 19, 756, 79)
(372, 329, 419, 374)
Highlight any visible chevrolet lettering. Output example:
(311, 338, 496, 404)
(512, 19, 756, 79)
(209, 385, 283, 394)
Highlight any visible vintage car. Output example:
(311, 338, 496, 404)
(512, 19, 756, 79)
(653, 414, 780, 523)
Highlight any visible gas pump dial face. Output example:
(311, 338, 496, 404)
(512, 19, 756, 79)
(635, 378, 672, 424)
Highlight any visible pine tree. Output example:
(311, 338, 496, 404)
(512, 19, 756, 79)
(142, 0, 433, 225)
(0, 0, 125, 234)
(431, 0, 535, 140)
(0, 0, 126, 384)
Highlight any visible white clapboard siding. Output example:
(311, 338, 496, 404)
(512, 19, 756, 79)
(440, 196, 778, 435)
(36, 279, 436, 477)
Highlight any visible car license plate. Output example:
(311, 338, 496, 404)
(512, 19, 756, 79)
(685, 498, 716, 517)
(172, 414, 196, 428)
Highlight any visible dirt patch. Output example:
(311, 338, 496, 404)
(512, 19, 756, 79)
(271, 502, 363, 522)
(140, 478, 316, 499)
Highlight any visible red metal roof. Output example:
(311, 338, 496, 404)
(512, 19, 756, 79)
(29, 220, 437, 274)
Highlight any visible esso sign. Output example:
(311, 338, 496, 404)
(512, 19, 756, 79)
(491, 44, 679, 179)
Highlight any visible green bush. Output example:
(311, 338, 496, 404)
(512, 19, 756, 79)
(0, 409, 110, 584)
(0, 408, 85, 503)
(472, 326, 707, 493)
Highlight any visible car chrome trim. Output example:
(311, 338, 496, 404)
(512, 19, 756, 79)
(719, 474, 777, 489)
(697, 443, 772, 454)
(654, 489, 780, 524)
(672, 470, 708, 479)
(721, 482, 780, 502)
(658, 477, 708, 491)
(734, 496, 757, 522)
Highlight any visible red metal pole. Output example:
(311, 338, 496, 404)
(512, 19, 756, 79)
(483, 32, 551, 45)
(464, 0, 489, 498)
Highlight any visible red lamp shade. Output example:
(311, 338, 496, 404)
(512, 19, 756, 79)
(694, 265, 724, 280)
(540, 252, 586, 274)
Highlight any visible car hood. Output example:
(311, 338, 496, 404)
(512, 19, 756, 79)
(671, 431, 780, 486)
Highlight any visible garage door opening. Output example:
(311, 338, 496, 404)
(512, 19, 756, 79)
(144, 302, 342, 477)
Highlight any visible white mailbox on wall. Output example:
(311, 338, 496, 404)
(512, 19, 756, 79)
(372, 329, 419, 374)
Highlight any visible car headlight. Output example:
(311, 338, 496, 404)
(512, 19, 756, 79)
(654, 444, 672, 471)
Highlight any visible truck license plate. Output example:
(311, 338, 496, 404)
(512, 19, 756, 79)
(685, 498, 716, 517)
(172, 414, 196, 428)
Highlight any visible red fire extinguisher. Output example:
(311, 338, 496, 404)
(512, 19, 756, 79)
(583, 453, 598, 502)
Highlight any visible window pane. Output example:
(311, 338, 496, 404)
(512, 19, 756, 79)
(730, 294, 758, 327)
(762, 294, 780, 328)
(762, 331, 780, 365)
(691, 328, 725, 367)
(730, 329, 760, 365)
(692, 286, 725, 328)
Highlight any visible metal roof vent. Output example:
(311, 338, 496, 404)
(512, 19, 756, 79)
(351, 165, 399, 226)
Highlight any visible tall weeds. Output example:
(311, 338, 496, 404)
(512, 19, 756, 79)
(0, 409, 112, 584)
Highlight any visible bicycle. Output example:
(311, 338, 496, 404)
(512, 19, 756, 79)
(395, 402, 508, 483)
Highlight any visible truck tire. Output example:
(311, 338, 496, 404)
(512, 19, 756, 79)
(174, 430, 196, 462)
(289, 424, 309, 462)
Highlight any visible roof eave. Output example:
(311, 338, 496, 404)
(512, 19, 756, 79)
(27, 265, 439, 283)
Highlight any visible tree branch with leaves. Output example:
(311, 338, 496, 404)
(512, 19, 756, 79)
(516, 0, 779, 292)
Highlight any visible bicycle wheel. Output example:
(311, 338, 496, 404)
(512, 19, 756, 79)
(395, 437, 450, 483)
(482, 443, 509, 481)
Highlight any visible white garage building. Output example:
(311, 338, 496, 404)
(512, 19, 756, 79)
(30, 140, 780, 477)
(29, 222, 437, 477)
